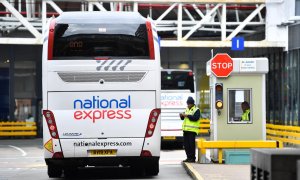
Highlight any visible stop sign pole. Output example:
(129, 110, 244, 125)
(211, 53, 233, 78)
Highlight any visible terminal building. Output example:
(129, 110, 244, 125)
(0, 0, 300, 133)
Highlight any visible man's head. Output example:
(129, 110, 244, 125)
(241, 101, 250, 112)
(186, 96, 195, 109)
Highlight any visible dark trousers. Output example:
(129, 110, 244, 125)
(183, 131, 196, 160)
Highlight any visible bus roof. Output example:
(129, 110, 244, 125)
(56, 12, 146, 24)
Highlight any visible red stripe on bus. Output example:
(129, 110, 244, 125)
(146, 21, 155, 60)
(94, 57, 110, 60)
(48, 18, 56, 60)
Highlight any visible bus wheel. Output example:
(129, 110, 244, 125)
(48, 165, 62, 178)
(145, 160, 159, 176)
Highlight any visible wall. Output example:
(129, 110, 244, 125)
(216, 75, 264, 140)
(0, 45, 42, 123)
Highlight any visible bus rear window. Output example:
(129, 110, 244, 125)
(161, 71, 195, 93)
(53, 23, 149, 59)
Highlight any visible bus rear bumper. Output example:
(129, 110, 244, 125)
(45, 156, 159, 167)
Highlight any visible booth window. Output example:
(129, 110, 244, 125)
(228, 89, 252, 124)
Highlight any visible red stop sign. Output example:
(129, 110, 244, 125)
(211, 53, 233, 77)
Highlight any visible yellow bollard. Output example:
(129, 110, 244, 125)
(218, 149, 223, 164)
(278, 141, 284, 148)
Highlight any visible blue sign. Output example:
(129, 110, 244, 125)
(231, 37, 244, 51)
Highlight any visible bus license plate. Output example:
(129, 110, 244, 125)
(89, 150, 117, 157)
(163, 136, 176, 140)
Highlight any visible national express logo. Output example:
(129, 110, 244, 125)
(161, 94, 184, 107)
(73, 96, 132, 123)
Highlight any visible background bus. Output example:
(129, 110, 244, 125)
(42, 12, 161, 178)
(161, 69, 196, 143)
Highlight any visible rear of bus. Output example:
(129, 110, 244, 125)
(161, 69, 196, 143)
(42, 12, 161, 177)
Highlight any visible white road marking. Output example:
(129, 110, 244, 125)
(0, 156, 43, 160)
(8, 145, 27, 156)
(26, 163, 47, 168)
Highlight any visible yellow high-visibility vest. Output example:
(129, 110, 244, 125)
(241, 109, 250, 121)
(182, 105, 200, 134)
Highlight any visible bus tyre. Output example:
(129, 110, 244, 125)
(145, 160, 159, 176)
(47, 165, 62, 178)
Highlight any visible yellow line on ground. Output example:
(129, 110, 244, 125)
(184, 162, 204, 180)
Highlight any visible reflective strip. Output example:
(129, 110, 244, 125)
(242, 110, 250, 121)
(183, 125, 200, 129)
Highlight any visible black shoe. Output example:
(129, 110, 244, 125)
(183, 159, 195, 163)
(187, 159, 196, 163)
(182, 159, 189, 162)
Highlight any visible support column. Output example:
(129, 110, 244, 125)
(188, 48, 193, 70)
(9, 45, 15, 121)
(35, 49, 42, 137)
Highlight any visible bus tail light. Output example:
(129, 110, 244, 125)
(146, 21, 155, 60)
(43, 110, 59, 139)
(141, 150, 152, 157)
(52, 152, 64, 159)
(145, 109, 160, 138)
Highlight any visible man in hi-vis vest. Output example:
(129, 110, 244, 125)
(241, 101, 250, 121)
(179, 96, 200, 163)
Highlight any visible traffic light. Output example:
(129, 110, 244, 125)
(215, 83, 223, 109)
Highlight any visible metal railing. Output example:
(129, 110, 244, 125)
(199, 119, 210, 134)
(0, 0, 288, 48)
(267, 124, 300, 145)
(0, 121, 37, 136)
(196, 139, 283, 163)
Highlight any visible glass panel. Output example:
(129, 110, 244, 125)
(14, 99, 33, 121)
(228, 89, 252, 124)
(297, 49, 300, 126)
(296, 0, 300, 16)
(14, 61, 36, 122)
(161, 70, 195, 93)
(0, 68, 9, 120)
(53, 23, 150, 59)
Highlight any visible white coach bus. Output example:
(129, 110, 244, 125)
(161, 69, 196, 143)
(42, 12, 161, 178)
